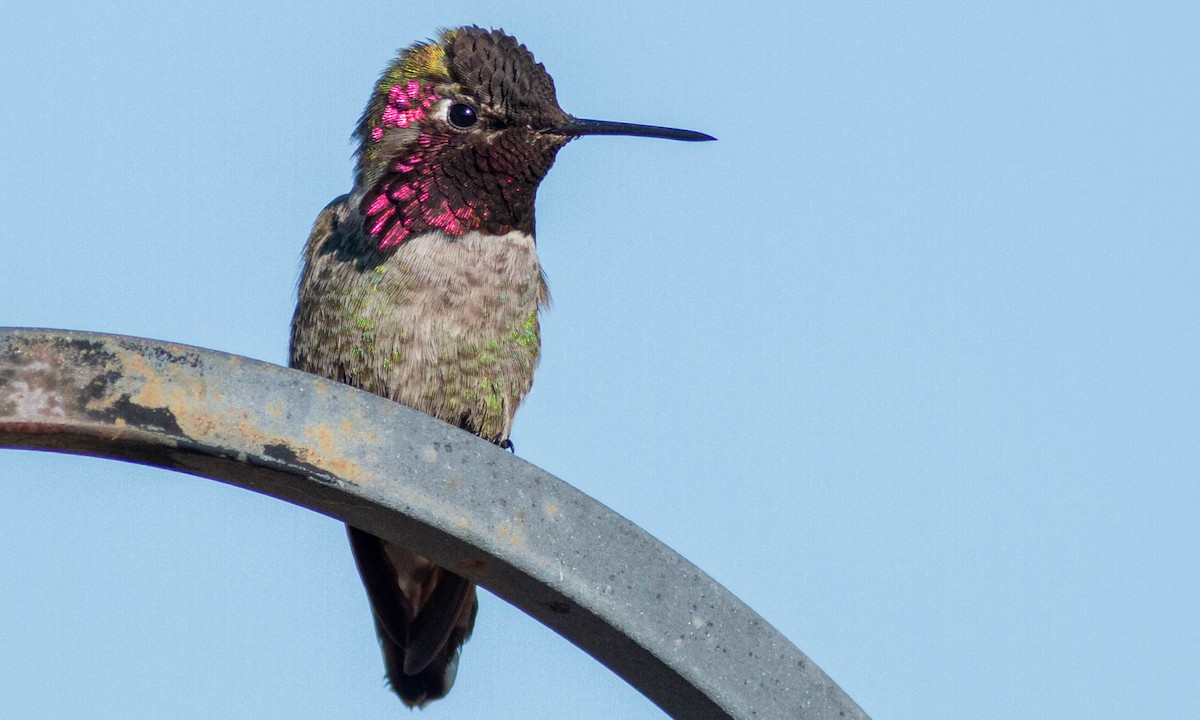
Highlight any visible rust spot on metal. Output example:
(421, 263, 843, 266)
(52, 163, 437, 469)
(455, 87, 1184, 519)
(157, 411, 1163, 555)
(317, 454, 366, 484)
(496, 522, 524, 548)
(457, 558, 489, 573)
(307, 424, 336, 453)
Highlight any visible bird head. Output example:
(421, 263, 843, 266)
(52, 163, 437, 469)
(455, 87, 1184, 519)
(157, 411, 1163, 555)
(353, 26, 713, 249)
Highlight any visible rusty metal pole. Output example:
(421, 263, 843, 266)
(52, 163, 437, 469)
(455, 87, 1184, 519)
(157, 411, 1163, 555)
(0, 327, 870, 720)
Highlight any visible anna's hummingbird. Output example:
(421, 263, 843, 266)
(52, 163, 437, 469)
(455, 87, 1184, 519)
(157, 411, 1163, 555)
(289, 26, 712, 707)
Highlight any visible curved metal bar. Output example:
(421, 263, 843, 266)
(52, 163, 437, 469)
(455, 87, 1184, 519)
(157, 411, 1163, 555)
(0, 328, 869, 720)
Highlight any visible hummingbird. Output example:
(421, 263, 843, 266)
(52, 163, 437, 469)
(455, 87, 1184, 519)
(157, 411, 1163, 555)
(289, 25, 712, 707)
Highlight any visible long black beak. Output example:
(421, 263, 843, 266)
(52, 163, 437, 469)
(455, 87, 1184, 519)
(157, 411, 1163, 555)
(551, 117, 715, 142)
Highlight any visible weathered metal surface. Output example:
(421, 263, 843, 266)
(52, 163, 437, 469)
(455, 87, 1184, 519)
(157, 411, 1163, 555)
(0, 327, 870, 720)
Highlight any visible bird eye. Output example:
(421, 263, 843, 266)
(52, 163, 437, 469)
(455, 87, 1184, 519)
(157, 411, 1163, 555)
(447, 103, 478, 129)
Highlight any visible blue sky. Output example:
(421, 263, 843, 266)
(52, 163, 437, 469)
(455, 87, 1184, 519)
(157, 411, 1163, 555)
(1, 2, 1197, 718)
